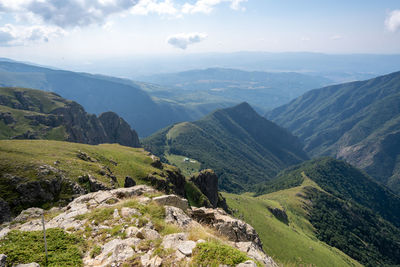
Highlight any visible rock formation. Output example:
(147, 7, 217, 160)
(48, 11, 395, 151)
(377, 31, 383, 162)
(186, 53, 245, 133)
(0, 185, 277, 267)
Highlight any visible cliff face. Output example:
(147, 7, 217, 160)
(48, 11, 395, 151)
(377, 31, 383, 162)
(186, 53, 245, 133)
(0, 87, 140, 147)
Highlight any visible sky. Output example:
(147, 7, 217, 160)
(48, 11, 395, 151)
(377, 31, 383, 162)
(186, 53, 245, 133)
(0, 0, 399, 65)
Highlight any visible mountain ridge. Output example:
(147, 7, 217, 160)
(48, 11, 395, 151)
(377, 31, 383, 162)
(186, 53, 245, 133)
(143, 102, 308, 192)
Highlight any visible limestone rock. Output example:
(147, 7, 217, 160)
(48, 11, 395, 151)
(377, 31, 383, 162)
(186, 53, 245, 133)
(161, 233, 188, 249)
(236, 260, 257, 267)
(125, 226, 139, 237)
(89, 237, 140, 267)
(153, 195, 188, 211)
(165, 206, 193, 228)
(190, 207, 262, 250)
(235, 242, 278, 267)
(177, 240, 196, 256)
(121, 207, 141, 218)
(113, 208, 120, 219)
(14, 208, 44, 223)
(124, 176, 136, 188)
(190, 169, 219, 207)
(136, 228, 160, 240)
(14, 263, 40, 267)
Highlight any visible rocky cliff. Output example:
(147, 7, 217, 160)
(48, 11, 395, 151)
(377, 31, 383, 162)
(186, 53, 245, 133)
(0, 185, 277, 267)
(0, 87, 140, 147)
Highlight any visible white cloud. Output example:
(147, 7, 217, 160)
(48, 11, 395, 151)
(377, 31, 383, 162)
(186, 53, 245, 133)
(167, 32, 207, 49)
(385, 9, 400, 32)
(0, 0, 140, 28)
(182, 0, 246, 14)
(301, 36, 311, 42)
(0, 24, 65, 46)
(131, 0, 178, 15)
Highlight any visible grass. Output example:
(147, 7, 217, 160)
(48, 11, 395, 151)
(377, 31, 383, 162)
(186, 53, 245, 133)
(165, 153, 201, 177)
(0, 228, 85, 267)
(0, 140, 181, 215)
(222, 178, 362, 267)
(191, 240, 255, 267)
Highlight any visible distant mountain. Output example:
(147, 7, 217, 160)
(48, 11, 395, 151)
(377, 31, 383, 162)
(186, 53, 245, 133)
(0, 60, 195, 137)
(255, 158, 400, 266)
(0, 87, 140, 147)
(267, 71, 400, 193)
(143, 102, 308, 193)
(138, 68, 332, 112)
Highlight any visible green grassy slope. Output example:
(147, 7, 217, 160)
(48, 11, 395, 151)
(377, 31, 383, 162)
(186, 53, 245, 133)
(143, 102, 308, 193)
(0, 140, 181, 215)
(243, 158, 400, 266)
(223, 178, 362, 266)
(266, 71, 400, 192)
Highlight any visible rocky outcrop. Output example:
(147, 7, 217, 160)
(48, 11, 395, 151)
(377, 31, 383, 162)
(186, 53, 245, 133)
(1, 186, 277, 267)
(0, 88, 140, 148)
(124, 176, 136, 188)
(267, 207, 288, 224)
(0, 254, 6, 267)
(0, 198, 11, 224)
(98, 111, 140, 148)
(190, 207, 263, 250)
(190, 169, 219, 207)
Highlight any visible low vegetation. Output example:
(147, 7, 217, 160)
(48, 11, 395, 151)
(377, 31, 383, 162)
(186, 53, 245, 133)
(0, 228, 84, 266)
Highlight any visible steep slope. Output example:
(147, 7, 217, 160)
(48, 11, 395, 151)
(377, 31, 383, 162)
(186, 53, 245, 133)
(143, 102, 308, 192)
(267, 71, 400, 192)
(251, 158, 400, 266)
(0, 140, 187, 221)
(139, 68, 332, 113)
(0, 87, 140, 147)
(0, 60, 194, 136)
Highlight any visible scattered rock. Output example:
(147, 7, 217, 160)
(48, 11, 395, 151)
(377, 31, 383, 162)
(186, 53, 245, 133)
(236, 260, 257, 267)
(89, 238, 140, 266)
(0, 112, 15, 124)
(125, 226, 139, 237)
(14, 207, 44, 223)
(113, 209, 120, 219)
(124, 176, 136, 188)
(121, 207, 141, 218)
(177, 240, 196, 256)
(14, 263, 40, 267)
(165, 206, 193, 228)
(161, 233, 188, 249)
(77, 151, 96, 162)
(136, 228, 160, 240)
(153, 195, 188, 211)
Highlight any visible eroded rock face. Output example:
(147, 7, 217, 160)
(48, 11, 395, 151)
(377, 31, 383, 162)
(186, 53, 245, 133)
(190, 169, 219, 207)
(190, 207, 262, 250)
(98, 111, 140, 148)
(124, 176, 136, 188)
(0, 199, 11, 224)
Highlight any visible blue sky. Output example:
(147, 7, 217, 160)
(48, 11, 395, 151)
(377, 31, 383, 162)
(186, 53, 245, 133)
(0, 0, 399, 64)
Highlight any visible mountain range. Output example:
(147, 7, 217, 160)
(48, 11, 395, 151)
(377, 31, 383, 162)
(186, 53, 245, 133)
(138, 68, 332, 113)
(143, 102, 308, 193)
(267, 71, 400, 193)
